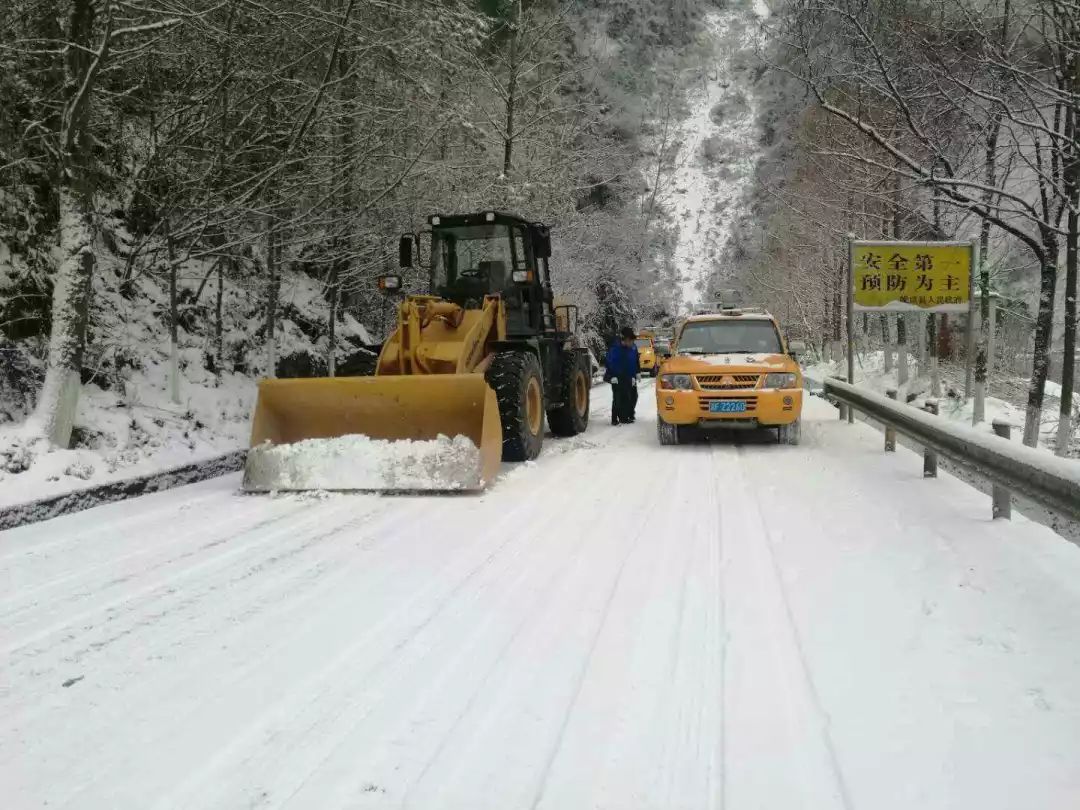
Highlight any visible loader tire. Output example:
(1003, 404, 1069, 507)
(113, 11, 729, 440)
(548, 351, 590, 437)
(487, 351, 545, 462)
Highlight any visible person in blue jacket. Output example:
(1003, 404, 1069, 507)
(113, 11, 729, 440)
(604, 326, 640, 425)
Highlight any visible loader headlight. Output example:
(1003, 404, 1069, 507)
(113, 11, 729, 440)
(512, 269, 534, 283)
(763, 372, 798, 389)
(659, 374, 693, 390)
(377, 274, 402, 291)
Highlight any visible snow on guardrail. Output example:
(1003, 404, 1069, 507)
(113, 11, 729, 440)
(823, 376, 1080, 524)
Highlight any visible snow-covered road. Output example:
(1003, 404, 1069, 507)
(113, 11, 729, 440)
(4, 386, 1080, 809)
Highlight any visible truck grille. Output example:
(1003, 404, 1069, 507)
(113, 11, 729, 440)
(695, 374, 760, 390)
(698, 397, 758, 413)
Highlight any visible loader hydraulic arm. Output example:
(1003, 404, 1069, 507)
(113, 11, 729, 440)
(376, 295, 506, 377)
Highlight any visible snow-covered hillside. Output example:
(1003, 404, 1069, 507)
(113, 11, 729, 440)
(667, 2, 768, 310)
(0, 215, 373, 508)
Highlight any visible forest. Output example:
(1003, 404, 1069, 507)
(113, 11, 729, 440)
(0, 0, 709, 451)
(735, 0, 1079, 453)
(3, 0, 1076, 468)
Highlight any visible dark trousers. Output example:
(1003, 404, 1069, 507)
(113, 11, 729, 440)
(611, 379, 636, 422)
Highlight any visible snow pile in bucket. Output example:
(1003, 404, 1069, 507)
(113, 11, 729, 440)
(243, 433, 484, 492)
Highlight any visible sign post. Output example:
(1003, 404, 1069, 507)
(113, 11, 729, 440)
(846, 234, 856, 424)
(964, 238, 979, 401)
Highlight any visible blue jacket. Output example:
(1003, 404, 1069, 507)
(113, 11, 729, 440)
(605, 342, 640, 381)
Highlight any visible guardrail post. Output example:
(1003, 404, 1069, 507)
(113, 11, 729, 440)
(839, 401, 848, 420)
(822, 375, 1080, 523)
(884, 389, 897, 451)
(923, 399, 938, 477)
(992, 419, 1012, 520)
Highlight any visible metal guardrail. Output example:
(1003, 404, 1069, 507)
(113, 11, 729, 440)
(823, 377, 1080, 524)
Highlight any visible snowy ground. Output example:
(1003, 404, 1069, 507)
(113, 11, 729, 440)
(0, 378, 253, 510)
(0, 250, 372, 509)
(668, 2, 767, 310)
(4, 385, 1080, 809)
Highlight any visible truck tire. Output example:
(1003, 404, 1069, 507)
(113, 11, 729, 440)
(486, 351, 545, 461)
(657, 419, 683, 445)
(777, 419, 801, 446)
(548, 351, 590, 437)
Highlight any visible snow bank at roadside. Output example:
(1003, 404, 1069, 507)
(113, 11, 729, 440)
(1, 206, 380, 510)
(0, 367, 256, 508)
(243, 434, 484, 492)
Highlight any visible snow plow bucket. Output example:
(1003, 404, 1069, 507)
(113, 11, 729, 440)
(243, 374, 502, 492)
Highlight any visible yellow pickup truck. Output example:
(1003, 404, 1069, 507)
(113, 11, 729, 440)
(655, 309, 806, 445)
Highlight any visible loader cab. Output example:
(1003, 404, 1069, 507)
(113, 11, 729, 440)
(420, 212, 554, 338)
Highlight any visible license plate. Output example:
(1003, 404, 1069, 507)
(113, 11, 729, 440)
(709, 400, 747, 413)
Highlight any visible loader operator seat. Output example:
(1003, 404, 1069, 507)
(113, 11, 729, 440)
(477, 260, 508, 291)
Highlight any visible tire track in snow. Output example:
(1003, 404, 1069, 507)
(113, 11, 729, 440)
(0, 495, 370, 660)
(259, 451, 612, 808)
(289, 413, 660, 809)
(713, 447, 729, 810)
(740, 399, 1080, 810)
(6, 390, 627, 787)
(0, 481, 305, 623)
(1, 497, 387, 756)
(22, 495, 491, 808)
(524, 428, 725, 809)
(526, 506, 651, 810)
(132, 443, 620, 810)
(361, 453, 621, 810)
(0, 480, 241, 563)
(721, 444, 853, 810)
(374, 407, 674, 808)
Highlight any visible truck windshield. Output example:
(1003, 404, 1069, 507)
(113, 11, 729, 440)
(677, 320, 782, 355)
(634, 339, 652, 349)
(431, 225, 513, 290)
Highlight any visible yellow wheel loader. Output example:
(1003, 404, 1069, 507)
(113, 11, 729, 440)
(243, 211, 592, 493)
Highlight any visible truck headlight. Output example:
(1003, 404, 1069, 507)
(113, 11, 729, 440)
(762, 372, 798, 389)
(659, 374, 693, 390)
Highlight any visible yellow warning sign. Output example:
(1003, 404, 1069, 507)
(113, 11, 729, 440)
(852, 241, 972, 312)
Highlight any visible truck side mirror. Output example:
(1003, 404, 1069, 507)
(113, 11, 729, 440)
(531, 225, 552, 259)
(788, 340, 807, 356)
(399, 234, 414, 268)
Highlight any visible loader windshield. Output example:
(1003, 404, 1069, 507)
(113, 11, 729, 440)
(432, 224, 514, 292)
